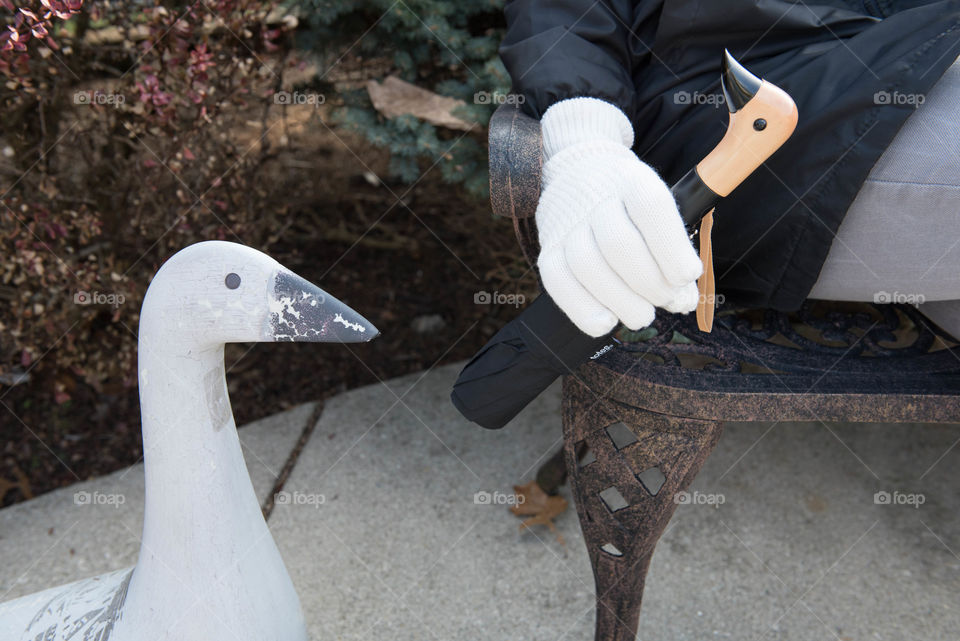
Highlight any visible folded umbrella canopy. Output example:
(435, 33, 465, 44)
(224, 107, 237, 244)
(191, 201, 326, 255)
(452, 51, 799, 429)
(452, 292, 612, 428)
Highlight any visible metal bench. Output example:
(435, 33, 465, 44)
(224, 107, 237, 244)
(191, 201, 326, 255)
(488, 101, 960, 641)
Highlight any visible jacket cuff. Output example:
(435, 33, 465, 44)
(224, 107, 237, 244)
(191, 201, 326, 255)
(540, 97, 634, 159)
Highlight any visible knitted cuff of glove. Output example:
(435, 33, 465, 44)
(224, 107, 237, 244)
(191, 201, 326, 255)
(540, 97, 634, 160)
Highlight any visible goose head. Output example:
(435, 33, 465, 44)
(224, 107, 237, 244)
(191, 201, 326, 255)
(139, 240, 379, 349)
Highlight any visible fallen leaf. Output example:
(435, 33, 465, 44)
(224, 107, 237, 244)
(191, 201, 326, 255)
(510, 480, 568, 544)
(366, 76, 476, 131)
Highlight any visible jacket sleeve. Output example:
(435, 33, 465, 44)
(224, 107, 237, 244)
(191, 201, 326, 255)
(499, 0, 637, 120)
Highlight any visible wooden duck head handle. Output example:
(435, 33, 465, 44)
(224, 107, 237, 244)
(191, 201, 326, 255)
(672, 50, 799, 228)
(697, 50, 799, 197)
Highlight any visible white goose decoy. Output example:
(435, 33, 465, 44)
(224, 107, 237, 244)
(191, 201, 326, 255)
(0, 241, 379, 641)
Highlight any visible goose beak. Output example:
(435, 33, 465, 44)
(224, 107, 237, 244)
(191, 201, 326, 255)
(269, 270, 379, 343)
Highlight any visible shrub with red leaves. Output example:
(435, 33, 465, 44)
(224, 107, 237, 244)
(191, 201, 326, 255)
(0, 0, 82, 52)
(0, 1, 296, 401)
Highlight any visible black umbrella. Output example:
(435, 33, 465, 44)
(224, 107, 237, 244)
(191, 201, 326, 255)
(452, 51, 799, 429)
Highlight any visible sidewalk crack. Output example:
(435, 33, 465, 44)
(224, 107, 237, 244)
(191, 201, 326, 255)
(261, 401, 325, 520)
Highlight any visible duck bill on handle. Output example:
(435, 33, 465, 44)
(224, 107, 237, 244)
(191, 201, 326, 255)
(268, 270, 379, 343)
(695, 49, 799, 198)
(720, 48, 762, 111)
(671, 50, 798, 228)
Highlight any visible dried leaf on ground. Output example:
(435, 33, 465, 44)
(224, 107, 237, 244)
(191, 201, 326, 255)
(510, 480, 568, 544)
(366, 76, 475, 131)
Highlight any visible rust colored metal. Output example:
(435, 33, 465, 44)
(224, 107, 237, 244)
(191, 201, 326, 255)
(487, 100, 960, 640)
(561, 301, 960, 640)
(563, 379, 724, 641)
(488, 101, 542, 269)
(590, 301, 960, 424)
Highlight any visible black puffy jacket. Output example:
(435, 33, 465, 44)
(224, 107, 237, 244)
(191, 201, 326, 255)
(500, 0, 960, 310)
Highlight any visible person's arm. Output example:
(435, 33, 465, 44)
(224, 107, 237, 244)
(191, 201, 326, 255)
(498, 0, 701, 337)
(499, 0, 637, 120)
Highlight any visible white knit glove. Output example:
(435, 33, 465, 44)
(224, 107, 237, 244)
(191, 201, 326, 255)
(536, 97, 703, 337)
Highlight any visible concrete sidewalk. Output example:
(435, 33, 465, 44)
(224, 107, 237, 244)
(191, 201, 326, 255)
(1, 362, 958, 640)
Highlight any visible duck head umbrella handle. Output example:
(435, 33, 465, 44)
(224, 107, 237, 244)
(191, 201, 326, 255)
(452, 50, 799, 430)
(673, 51, 799, 226)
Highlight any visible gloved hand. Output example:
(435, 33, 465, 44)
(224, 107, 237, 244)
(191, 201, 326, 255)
(535, 97, 703, 337)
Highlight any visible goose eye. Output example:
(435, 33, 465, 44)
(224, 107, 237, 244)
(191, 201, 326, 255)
(225, 273, 241, 289)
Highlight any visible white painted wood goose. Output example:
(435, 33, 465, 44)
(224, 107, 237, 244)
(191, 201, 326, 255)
(0, 241, 378, 640)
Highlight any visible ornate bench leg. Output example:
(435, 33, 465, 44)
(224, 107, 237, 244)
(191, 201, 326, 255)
(562, 375, 724, 641)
